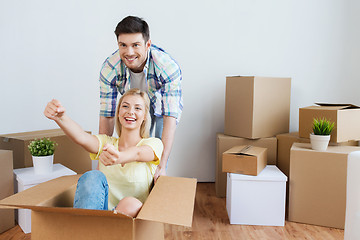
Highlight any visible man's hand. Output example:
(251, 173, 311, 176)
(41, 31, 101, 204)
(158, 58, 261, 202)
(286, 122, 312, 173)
(154, 165, 166, 183)
(99, 144, 123, 166)
(44, 99, 66, 121)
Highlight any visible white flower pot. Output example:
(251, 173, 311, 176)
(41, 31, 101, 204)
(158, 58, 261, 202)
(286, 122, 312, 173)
(32, 155, 54, 175)
(310, 134, 331, 151)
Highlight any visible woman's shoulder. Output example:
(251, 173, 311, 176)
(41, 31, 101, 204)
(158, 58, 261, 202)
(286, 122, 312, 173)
(138, 137, 163, 148)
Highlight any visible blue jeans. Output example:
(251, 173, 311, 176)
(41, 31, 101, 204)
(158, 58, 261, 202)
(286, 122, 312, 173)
(73, 170, 109, 210)
(150, 105, 163, 139)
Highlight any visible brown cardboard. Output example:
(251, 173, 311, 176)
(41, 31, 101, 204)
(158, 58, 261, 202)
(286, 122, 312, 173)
(277, 132, 358, 218)
(224, 76, 291, 139)
(222, 145, 267, 176)
(0, 150, 15, 233)
(276, 132, 358, 178)
(0, 129, 91, 173)
(288, 143, 360, 229)
(299, 103, 360, 143)
(0, 174, 197, 240)
(216, 133, 277, 197)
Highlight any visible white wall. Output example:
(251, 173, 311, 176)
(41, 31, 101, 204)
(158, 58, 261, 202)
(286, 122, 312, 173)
(1, 0, 359, 181)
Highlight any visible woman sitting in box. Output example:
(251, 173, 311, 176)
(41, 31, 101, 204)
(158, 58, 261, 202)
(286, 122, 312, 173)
(44, 88, 163, 217)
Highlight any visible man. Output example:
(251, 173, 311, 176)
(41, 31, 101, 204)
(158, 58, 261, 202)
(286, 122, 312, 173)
(98, 16, 182, 181)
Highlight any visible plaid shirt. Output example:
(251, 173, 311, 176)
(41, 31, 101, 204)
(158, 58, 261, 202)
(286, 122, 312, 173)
(99, 45, 183, 122)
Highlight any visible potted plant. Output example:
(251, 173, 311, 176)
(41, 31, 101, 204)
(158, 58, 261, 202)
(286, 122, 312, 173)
(28, 137, 57, 174)
(310, 117, 335, 151)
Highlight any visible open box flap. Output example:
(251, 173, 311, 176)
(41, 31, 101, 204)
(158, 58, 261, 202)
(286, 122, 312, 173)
(0, 174, 81, 207)
(224, 145, 266, 157)
(314, 103, 360, 110)
(0, 204, 132, 219)
(136, 176, 197, 227)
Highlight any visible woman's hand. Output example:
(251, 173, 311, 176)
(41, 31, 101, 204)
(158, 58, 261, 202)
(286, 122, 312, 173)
(99, 144, 124, 166)
(44, 99, 66, 121)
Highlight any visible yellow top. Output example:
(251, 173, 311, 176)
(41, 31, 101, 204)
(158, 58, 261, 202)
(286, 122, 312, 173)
(90, 135, 163, 209)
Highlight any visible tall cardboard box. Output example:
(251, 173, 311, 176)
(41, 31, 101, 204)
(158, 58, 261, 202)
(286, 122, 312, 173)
(222, 145, 267, 176)
(0, 150, 15, 233)
(224, 76, 291, 139)
(0, 175, 197, 240)
(216, 133, 277, 197)
(289, 143, 360, 229)
(299, 103, 360, 143)
(0, 129, 91, 173)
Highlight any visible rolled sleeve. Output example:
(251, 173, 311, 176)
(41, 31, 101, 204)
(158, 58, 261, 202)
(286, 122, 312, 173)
(139, 138, 164, 165)
(160, 64, 183, 122)
(99, 60, 119, 117)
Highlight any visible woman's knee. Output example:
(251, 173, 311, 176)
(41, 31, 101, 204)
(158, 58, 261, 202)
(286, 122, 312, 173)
(77, 170, 107, 192)
(115, 197, 143, 218)
(80, 170, 105, 181)
(74, 170, 109, 210)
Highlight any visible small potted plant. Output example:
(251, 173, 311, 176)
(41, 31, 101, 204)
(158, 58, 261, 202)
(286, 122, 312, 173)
(28, 137, 57, 174)
(310, 117, 335, 151)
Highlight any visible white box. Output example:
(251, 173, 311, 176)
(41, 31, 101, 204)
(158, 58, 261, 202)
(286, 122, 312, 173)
(226, 165, 287, 226)
(13, 163, 76, 234)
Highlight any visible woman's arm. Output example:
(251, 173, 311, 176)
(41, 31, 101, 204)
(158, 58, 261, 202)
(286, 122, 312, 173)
(44, 99, 99, 154)
(99, 144, 155, 166)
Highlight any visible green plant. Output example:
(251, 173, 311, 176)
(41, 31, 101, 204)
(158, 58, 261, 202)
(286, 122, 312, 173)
(312, 118, 335, 135)
(28, 137, 57, 156)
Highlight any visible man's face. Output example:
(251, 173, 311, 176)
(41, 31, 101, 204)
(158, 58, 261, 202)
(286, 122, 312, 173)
(117, 33, 151, 73)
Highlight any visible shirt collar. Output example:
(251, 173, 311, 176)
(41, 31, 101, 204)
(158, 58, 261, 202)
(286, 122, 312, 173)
(143, 48, 151, 74)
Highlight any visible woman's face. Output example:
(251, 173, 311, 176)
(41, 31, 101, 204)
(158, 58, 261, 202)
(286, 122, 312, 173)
(118, 95, 146, 132)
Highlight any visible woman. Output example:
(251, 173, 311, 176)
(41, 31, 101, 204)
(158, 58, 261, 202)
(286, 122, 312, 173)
(44, 88, 163, 217)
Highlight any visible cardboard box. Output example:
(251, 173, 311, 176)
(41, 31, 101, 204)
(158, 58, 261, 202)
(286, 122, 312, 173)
(0, 129, 91, 173)
(289, 143, 360, 229)
(276, 132, 358, 219)
(0, 150, 15, 233)
(224, 76, 291, 139)
(222, 145, 267, 176)
(0, 174, 197, 240)
(226, 166, 287, 226)
(216, 133, 277, 197)
(299, 103, 360, 143)
(13, 164, 77, 233)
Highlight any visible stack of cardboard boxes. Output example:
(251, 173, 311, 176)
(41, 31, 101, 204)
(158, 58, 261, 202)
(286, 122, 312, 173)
(216, 76, 291, 197)
(286, 104, 360, 229)
(219, 76, 360, 229)
(219, 76, 291, 226)
(0, 128, 92, 234)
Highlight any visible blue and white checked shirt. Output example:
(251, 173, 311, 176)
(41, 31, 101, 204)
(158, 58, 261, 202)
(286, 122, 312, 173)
(99, 45, 183, 122)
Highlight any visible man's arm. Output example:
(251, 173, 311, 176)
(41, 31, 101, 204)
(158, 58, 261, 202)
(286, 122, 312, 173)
(99, 116, 115, 136)
(154, 115, 176, 181)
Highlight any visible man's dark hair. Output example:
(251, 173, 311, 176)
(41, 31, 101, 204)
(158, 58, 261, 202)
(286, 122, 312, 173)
(114, 16, 150, 42)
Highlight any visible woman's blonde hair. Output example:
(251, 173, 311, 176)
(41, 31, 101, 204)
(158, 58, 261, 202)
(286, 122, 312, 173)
(115, 88, 151, 138)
